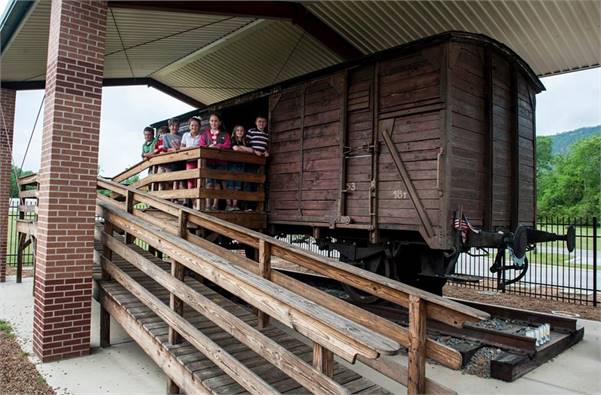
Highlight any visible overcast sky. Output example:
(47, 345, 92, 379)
(2, 2, 600, 176)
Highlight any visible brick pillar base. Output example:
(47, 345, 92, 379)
(33, 0, 107, 362)
(0, 88, 16, 283)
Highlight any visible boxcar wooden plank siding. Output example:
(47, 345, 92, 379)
(263, 35, 541, 249)
(490, 53, 514, 228)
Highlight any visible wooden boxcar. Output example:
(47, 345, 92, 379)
(153, 32, 544, 293)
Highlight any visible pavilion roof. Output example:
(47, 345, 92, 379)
(1, 1, 599, 107)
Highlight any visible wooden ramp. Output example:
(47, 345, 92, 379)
(94, 245, 389, 394)
(94, 178, 490, 394)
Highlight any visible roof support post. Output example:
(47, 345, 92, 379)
(0, 88, 16, 283)
(33, 0, 108, 362)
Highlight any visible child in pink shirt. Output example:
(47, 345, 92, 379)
(199, 113, 231, 210)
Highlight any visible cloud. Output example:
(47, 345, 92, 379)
(536, 68, 601, 136)
(12, 86, 193, 176)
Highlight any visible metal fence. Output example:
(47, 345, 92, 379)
(6, 200, 599, 306)
(275, 234, 340, 260)
(6, 199, 36, 267)
(275, 218, 599, 306)
(455, 217, 599, 306)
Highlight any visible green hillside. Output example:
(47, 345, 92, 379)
(545, 125, 601, 155)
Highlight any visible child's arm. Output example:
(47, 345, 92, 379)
(199, 132, 209, 147)
(152, 138, 165, 155)
(234, 145, 254, 153)
(215, 133, 231, 149)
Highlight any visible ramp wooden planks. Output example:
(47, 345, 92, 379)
(94, 246, 393, 395)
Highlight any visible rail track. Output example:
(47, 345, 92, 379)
(288, 273, 584, 382)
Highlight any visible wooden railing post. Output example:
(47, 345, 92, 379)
(408, 295, 426, 394)
(257, 239, 272, 329)
(100, 221, 113, 348)
(257, 163, 265, 214)
(167, 211, 187, 394)
(313, 343, 334, 377)
(125, 190, 135, 244)
(197, 157, 203, 211)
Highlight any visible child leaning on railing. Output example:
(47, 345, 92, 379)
(227, 125, 251, 211)
(199, 113, 231, 211)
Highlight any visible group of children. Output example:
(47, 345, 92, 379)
(140, 114, 269, 211)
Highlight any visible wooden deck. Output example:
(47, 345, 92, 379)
(94, 244, 392, 394)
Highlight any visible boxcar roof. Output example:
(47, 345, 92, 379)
(1, 1, 598, 107)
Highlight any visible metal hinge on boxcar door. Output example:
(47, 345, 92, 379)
(369, 180, 377, 216)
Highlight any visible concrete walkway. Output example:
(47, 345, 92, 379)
(1, 276, 600, 395)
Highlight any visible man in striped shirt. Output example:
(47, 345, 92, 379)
(246, 116, 269, 157)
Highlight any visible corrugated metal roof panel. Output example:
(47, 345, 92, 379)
(106, 8, 254, 78)
(307, 0, 600, 76)
(155, 20, 342, 104)
(0, 0, 49, 82)
(0, 2, 255, 80)
(1, 0, 598, 104)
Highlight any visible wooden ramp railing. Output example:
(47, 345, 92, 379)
(15, 173, 39, 283)
(111, 147, 267, 229)
(97, 178, 490, 394)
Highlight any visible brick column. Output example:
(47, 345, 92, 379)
(0, 88, 16, 283)
(33, 0, 107, 362)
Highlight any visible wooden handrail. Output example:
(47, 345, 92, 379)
(97, 177, 489, 328)
(96, 191, 461, 394)
(96, 230, 349, 395)
(112, 147, 266, 183)
(17, 173, 38, 186)
(98, 189, 463, 369)
(100, 254, 278, 395)
(97, 200, 402, 362)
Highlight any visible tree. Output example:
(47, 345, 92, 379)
(10, 165, 33, 198)
(536, 136, 553, 178)
(537, 135, 600, 218)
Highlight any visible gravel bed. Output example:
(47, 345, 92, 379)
(444, 284, 601, 321)
(0, 326, 54, 395)
(463, 347, 503, 378)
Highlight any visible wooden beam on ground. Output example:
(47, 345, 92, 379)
(101, 257, 278, 395)
(97, 231, 349, 395)
(99, 292, 211, 395)
(96, 202, 401, 362)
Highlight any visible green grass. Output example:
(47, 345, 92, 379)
(0, 320, 15, 339)
(5, 211, 35, 266)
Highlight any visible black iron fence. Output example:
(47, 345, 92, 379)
(454, 216, 599, 306)
(6, 199, 36, 267)
(5, 200, 599, 306)
(276, 217, 599, 306)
